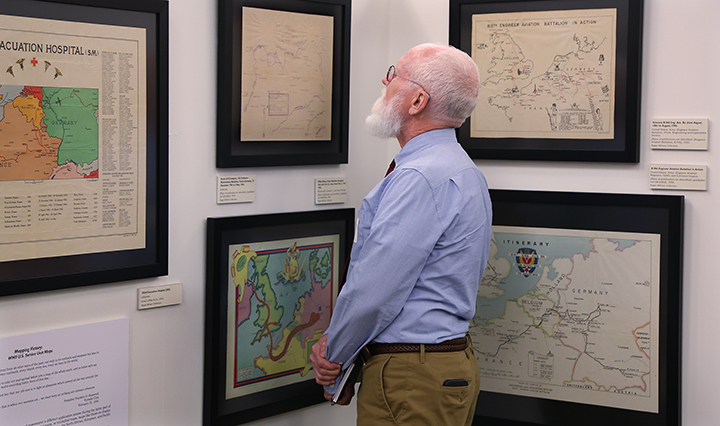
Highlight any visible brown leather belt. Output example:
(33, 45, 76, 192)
(366, 337, 467, 356)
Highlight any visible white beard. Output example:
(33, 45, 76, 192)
(365, 89, 405, 138)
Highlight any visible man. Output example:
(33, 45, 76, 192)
(310, 43, 492, 426)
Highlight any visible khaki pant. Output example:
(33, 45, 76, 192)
(356, 344, 480, 426)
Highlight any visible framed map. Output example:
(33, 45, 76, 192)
(204, 208, 354, 425)
(471, 190, 683, 426)
(0, 0, 168, 296)
(450, 0, 643, 162)
(216, 0, 351, 168)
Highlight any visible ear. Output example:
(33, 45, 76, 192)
(407, 90, 429, 116)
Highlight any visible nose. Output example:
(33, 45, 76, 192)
(382, 75, 389, 86)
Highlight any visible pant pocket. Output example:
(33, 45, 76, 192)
(379, 355, 398, 424)
(357, 355, 397, 426)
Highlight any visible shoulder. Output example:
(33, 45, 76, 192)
(401, 143, 482, 189)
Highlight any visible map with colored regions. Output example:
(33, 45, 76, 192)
(469, 226, 660, 413)
(0, 85, 99, 181)
(226, 235, 339, 398)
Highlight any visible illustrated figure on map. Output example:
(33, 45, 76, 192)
(280, 242, 305, 283)
(594, 108, 604, 131)
(548, 103, 558, 131)
(310, 44, 492, 426)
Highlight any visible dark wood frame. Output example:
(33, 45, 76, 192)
(450, 0, 643, 162)
(473, 189, 683, 426)
(204, 208, 354, 425)
(216, 0, 351, 168)
(0, 0, 168, 297)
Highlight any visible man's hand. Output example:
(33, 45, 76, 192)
(310, 334, 342, 386)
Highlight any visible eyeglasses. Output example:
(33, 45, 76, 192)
(386, 65, 430, 100)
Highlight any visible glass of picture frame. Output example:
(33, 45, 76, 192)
(203, 208, 355, 425)
(0, 0, 168, 296)
(216, 0, 351, 168)
(450, 0, 644, 162)
(471, 189, 683, 426)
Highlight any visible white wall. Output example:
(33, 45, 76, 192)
(0, 1, 716, 425)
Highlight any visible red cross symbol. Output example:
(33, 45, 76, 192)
(31, 57, 38, 67)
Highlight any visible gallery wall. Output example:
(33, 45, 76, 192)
(0, 1, 717, 425)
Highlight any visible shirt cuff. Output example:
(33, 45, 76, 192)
(323, 379, 341, 396)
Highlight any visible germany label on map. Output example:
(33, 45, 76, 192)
(0, 85, 98, 181)
(470, 226, 660, 413)
(226, 235, 339, 398)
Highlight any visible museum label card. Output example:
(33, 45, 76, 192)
(651, 119, 708, 150)
(217, 175, 255, 204)
(315, 177, 347, 205)
(650, 164, 707, 190)
(138, 283, 183, 310)
(0, 319, 129, 426)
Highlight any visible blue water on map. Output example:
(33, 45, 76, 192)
(475, 231, 601, 325)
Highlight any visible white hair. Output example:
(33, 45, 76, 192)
(365, 88, 407, 138)
(406, 44, 480, 127)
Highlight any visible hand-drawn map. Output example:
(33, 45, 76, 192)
(469, 226, 660, 413)
(240, 7, 333, 141)
(471, 9, 617, 139)
(226, 235, 339, 399)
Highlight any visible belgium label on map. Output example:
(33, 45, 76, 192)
(471, 9, 617, 139)
(0, 85, 98, 181)
(226, 235, 339, 398)
(470, 226, 660, 413)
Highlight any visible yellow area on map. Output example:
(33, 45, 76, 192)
(254, 327, 316, 377)
(254, 297, 323, 378)
(231, 246, 257, 304)
(13, 94, 45, 129)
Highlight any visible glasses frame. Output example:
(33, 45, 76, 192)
(386, 65, 430, 100)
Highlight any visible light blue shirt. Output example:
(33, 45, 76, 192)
(324, 128, 492, 394)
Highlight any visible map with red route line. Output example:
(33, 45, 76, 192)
(225, 235, 339, 398)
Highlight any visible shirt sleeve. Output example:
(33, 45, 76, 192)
(323, 168, 445, 387)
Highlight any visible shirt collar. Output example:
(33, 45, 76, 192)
(394, 128, 457, 167)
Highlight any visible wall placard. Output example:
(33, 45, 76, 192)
(651, 119, 708, 150)
(217, 176, 256, 204)
(315, 177, 347, 205)
(650, 164, 707, 191)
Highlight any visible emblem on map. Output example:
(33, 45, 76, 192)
(515, 248, 539, 277)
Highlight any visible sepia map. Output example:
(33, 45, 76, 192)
(240, 7, 333, 141)
(471, 9, 617, 139)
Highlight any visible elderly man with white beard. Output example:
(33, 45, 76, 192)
(310, 43, 492, 426)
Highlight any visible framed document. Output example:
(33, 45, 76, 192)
(204, 208, 354, 425)
(0, 0, 168, 296)
(216, 0, 351, 168)
(450, 0, 643, 162)
(471, 190, 683, 426)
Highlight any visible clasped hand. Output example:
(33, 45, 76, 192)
(309, 334, 356, 405)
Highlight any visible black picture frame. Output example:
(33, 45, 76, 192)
(472, 189, 683, 426)
(0, 0, 168, 297)
(216, 0, 351, 168)
(204, 208, 355, 425)
(450, 0, 643, 162)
